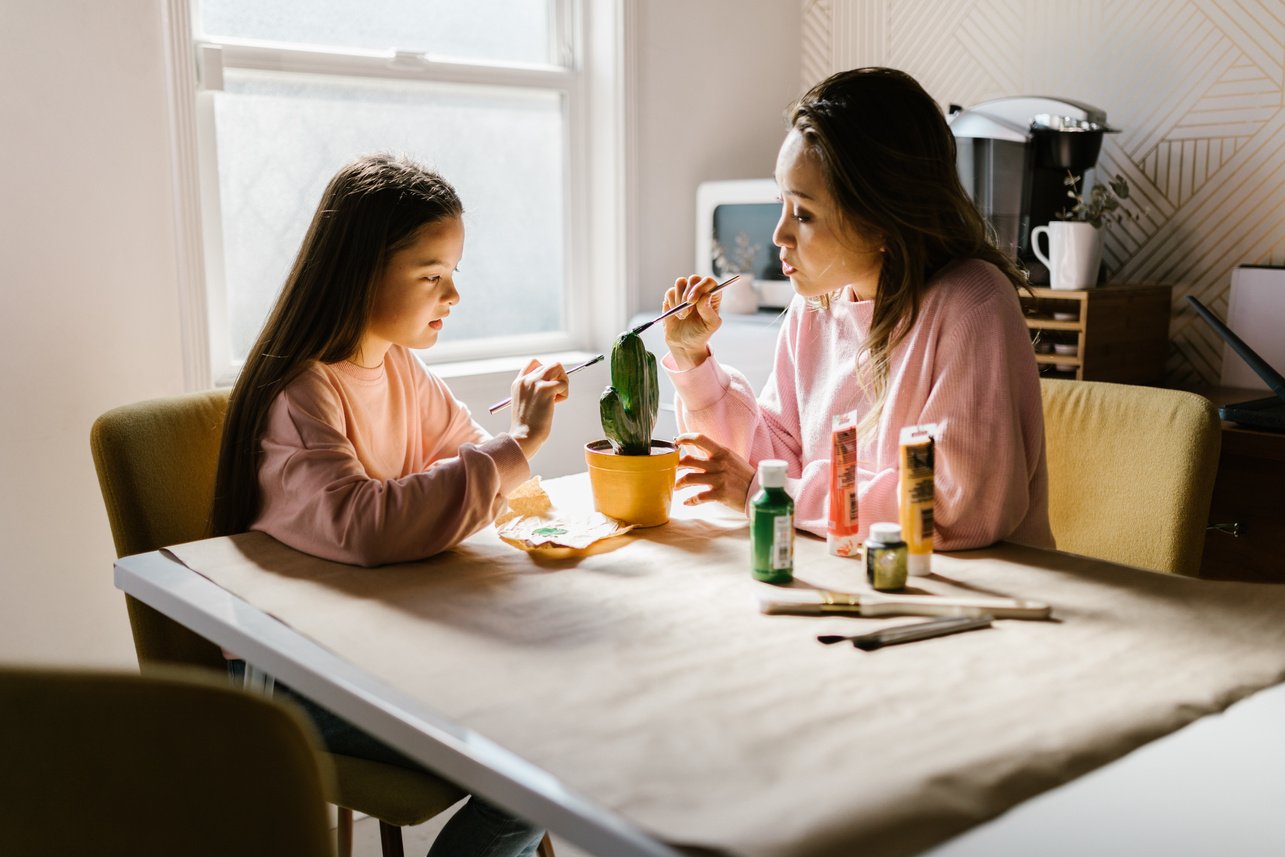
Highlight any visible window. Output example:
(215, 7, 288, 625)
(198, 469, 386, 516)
(175, 0, 624, 385)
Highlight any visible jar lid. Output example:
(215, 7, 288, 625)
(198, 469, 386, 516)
(757, 459, 788, 488)
(868, 522, 903, 544)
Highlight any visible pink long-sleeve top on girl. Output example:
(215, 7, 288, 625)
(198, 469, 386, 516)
(252, 345, 530, 566)
(664, 259, 1054, 551)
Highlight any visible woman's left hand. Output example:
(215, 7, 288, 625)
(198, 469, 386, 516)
(675, 432, 755, 512)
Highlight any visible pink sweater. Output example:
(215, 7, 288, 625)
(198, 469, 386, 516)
(665, 259, 1054, 551)
(251, 345, 530, 566)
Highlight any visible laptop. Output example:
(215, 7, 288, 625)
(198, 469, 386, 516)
(1187, 295, 1285, 432)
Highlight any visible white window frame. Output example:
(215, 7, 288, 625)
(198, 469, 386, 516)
(161, 0, 627, 389)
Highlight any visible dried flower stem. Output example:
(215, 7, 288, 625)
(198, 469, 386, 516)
(1057, 171, 1138, 229)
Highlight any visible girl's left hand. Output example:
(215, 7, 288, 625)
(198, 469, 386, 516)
(675, 432, 755, 511)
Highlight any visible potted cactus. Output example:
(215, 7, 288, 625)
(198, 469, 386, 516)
(583, 332, 679, 527)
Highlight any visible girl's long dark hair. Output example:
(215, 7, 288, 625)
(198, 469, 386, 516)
(788, 67, 1026, 435)
(211, 153, 463, 537)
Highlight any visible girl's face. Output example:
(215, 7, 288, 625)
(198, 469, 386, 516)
(358, 216, 465, 363)
(772, 129, 884, 301)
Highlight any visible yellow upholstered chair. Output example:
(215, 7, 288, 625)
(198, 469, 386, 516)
(0, 665, 334, 857)
(90, 390, 469, 857)
(1039, 379, 1222, 576)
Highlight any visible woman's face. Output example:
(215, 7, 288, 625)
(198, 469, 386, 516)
(772, 129, 884, 301)
(361, 216, 465, 361)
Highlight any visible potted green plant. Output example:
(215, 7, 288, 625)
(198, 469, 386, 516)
(583, 332, 679, 527)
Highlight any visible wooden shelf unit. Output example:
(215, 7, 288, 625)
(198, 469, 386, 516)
(1021, 283, 1172, 384)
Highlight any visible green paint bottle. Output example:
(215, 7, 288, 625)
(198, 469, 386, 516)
(751, 459, 794, 583)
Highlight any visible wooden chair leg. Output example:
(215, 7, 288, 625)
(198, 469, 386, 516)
(536, 832, 556, 857)
(379, 820, 405, 857)
(336, 807, 354, 857)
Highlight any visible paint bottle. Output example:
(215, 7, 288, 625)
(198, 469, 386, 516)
(898, 424, 937, 576)
(827, 410, 861, 558)
(865, 522, 908, 592)
(751, 459, 794, 583)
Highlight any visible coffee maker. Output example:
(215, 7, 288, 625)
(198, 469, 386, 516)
(948, 96, 1117, 284)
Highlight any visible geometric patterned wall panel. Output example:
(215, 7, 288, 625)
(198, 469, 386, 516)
(803, 0, 1284, 388)
(801, 0, 834, 98)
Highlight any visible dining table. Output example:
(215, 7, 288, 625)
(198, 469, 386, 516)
(114, 473, 1285, 857)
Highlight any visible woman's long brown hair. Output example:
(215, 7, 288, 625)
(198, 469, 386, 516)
(788, 67, 1026, 435)
(210, 153, 463, 537)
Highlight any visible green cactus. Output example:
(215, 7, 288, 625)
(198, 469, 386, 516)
(599, 332, 659, 455)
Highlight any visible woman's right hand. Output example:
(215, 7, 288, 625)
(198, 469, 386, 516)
(508, 359, 568, 460)
(662, 275, 722, 370)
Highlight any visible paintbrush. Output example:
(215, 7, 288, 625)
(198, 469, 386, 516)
(759, 589, 1052, 620)
(486, 353, 605, 414)
(817, 615, 995, 649)
(487, 274, 738, 415)
(626, 274, 741, 336)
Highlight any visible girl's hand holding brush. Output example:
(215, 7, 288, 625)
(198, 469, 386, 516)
(506, 359, 568, 460)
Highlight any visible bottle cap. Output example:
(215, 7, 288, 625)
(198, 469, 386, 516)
(868, 522, 903, 544)
(757, 459, 788, 488)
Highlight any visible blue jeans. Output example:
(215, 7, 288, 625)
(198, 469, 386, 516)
(227, 660, 543, 857)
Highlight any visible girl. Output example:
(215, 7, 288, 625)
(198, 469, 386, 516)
(213, 153, 564, 856)
(663, 67, 1053, 551)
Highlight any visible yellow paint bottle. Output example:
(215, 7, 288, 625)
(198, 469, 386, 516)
(898, 424, 937, 576)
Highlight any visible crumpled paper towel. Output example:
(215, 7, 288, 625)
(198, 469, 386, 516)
(495, 477, 633, 554)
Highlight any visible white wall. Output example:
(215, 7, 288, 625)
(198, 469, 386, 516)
(629, 0, 804, 315)
(0, 0, 185, 667)
(0, 1, 802, 667)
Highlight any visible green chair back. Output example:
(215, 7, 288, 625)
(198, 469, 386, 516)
(90, 389, 231, 671)
(0, 665, 334, 857)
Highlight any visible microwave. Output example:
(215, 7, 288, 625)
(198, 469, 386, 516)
(695, 179, 795, 308)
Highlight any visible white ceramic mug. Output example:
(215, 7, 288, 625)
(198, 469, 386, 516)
(1031, 221, 1103, 290)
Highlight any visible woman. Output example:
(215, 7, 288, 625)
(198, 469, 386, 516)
(662, 67, 1053, 551)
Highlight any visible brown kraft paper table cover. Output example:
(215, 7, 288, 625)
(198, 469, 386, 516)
(164, 475, 1285, 857)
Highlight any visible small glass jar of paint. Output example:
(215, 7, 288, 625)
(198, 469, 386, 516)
(865, 522, 908, 591)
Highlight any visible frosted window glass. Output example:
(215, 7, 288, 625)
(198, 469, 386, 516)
(214, 69, 565, 360)
(199, 0, 551, 65)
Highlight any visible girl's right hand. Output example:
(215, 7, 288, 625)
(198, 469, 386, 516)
(508, 359, 568, 460)
(662, 275, 722, 370)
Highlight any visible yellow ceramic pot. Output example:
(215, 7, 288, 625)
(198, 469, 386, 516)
(584, 439, 679, 527)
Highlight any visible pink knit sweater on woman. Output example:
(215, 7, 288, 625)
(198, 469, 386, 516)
(251, 345, 530, 566)
(664, 259, 1054, 551)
